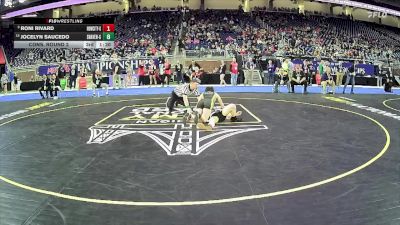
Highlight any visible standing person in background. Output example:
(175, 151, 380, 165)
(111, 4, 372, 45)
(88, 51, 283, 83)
(1, 73, 8, 94)
(318, 60, 325, 81)
(164, 59, 172, 86)
(12, 74, 18, 92)
(149, 60, 157, 87)
(336, 62, 344, 88)
(137, 62, 147, 86)
(244, 57, 255, 86)
(51, 74, 62, 99)
(343, 61, 356, 94)
(285, 59, 294, 93)
(383, 66, 394, 92)
(8, 67, 14, 91)
(16, 75, 22, 92)
(282, 59, 291, 92)
(158, 55, 166, 87)
(175, 60, 184, 84)
(57, 62, 66, 80)
(230, 57, 239, 86)
(159, 62, 165, 87)
(69, 64, 78, 89)
(126, 67, 133, 86)
(376, 64, 383, 87)
(112, 60, 122, 89)
(219, 60, 227, 86)
(267, 60, 275, 84)
(303, 60, 313, 85)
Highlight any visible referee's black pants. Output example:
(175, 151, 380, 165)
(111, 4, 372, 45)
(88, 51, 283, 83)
(167, 91, 184, 113)
(138, 76, 146, 86)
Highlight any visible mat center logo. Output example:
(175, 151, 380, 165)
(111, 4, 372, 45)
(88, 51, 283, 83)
(87, 105, 268, 155)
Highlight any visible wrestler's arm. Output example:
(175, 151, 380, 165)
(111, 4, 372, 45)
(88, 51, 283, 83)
(216, 93, 224, 108)
(183, 95, 190, 108)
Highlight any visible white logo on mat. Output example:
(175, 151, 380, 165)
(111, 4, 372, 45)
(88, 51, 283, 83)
(87, 106, 268, 156)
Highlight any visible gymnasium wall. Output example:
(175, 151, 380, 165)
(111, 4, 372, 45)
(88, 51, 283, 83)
(272, 0, 297, 10)
(71, 1, 125, 16)
(249, 0, 268, 9)
(352, 8, 380, 23)
(332, 6, 346, 16)
(53, 8, 70, 18)
(137, 0, 182, 9)
(304, 1, 330, 14)
(381, 15, 399, 28)
(204, 0, 241, 10)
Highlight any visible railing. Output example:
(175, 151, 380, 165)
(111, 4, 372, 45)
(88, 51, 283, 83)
(184, 49, 234, 58)
(264, 53, 400, 64)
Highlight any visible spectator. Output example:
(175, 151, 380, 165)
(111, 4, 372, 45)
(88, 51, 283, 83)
(69, 64, 78, 89)
(1, 73, 8, 94)
(218, 60, 227, 86)
(175, 60, 184, 84)
(342, 62, 356, 94)
(244, 57, 255, 86)
(137, 62, 147, 86)
(322, 67, 336, 94)
(266, 60, 275, 84)
(148, 59, 157, 86)
(230, 57, 239, 86)
(92, 69, 109, 97)
(51, 74, 62, 99)
(38, 75, 51, 99)
(164, 59, 172, 86)
(290, 66, 308, 93)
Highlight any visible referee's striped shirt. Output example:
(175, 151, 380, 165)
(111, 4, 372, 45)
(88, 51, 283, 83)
(174, 84, 200, 97)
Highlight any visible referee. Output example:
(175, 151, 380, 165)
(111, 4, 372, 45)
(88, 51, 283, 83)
(166, 78, 201, 115)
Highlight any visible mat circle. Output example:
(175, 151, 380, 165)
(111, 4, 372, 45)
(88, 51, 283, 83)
(0, 97, 391, 206)
(383, 98, 400, 113)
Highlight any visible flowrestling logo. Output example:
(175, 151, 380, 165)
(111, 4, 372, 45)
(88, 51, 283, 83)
(87, 105, 268, 156)
(367, 11, 387, 18)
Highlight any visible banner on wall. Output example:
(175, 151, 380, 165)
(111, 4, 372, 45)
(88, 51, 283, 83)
(289, 59, 375, 76)
(37, 58, 161, 76)
(37, 64, 59, 76)
(355, 64, 375, 76)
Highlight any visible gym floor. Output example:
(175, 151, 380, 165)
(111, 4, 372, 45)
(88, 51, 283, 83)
(0, 93, 399, 225)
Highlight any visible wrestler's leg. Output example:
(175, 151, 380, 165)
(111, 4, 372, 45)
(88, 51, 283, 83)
(200, 108, 212, 123)
(222, 104, 242, 119)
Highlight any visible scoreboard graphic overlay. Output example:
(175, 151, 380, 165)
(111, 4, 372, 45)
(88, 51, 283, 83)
(14, 18, 115, 49)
